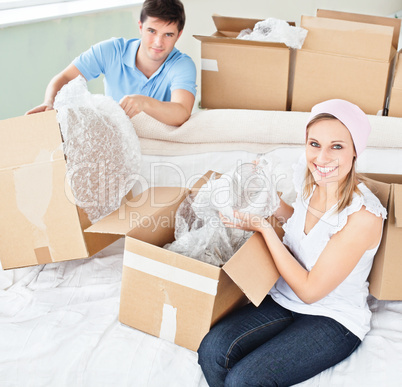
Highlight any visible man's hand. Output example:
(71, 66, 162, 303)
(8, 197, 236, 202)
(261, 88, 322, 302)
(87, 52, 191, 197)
(119, 94, 147, 119)
(26, 103, 53, 115)
(25, 64, 83, 116)
(120, 89, 194, 126)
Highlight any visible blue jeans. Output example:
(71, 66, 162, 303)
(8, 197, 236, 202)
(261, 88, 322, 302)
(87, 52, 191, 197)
(198, 296, 361, 387)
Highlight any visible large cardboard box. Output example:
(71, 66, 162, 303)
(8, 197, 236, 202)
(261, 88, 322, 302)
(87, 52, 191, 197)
(365, 174, 402, 300)
(388, 51, 402, 117)
(0, 111, 120, 269)
(194, 15, 293, 111)
(86, 173, 282, 351)
(291, 10, 400, 115)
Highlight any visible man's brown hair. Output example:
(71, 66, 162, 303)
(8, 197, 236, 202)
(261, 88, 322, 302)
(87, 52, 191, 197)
(140, 0, 186, 32)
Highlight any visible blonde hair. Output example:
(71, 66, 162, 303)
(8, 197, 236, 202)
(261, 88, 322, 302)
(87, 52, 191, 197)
(303, 113, 365, 213)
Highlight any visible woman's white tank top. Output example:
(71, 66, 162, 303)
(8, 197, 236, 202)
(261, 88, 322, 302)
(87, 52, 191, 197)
(270, 158, 387, 340)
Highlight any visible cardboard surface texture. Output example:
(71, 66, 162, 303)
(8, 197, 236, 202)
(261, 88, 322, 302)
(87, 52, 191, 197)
(0, 112, 120, 269)
(86, 173, 281, 351)
(291, 10, 400, 115)
(194, 15, 293, 111)
(364, 174, 402, 300)
(388, 51, 402, 117)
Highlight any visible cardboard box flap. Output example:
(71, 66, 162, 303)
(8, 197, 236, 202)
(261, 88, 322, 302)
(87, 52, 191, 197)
(363, 172, 402, 225)
(0, 111, 64, 170)
(194, 15, 293, 49)
(0, 158, 89, 269)
(223, 232, 280, 307)
(212, 15, 263, 35)
(301, 15, 395, 61)
(392, 51, 402, 89)
(317, 9, 401, 50)
(85, 186, 189, 235)
(212, 14, 296, 34)
(394, 184, 402, 228)
(193, 34, 288, 49)
(363, 175, 392, 209)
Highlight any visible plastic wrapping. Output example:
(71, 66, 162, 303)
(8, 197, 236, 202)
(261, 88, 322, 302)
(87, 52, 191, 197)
(165, 160, 280, 266)
(237, 18, 308, 49)
(54, 76, 141, 223)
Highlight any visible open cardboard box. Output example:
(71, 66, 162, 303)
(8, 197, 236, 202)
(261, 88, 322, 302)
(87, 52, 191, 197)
(364, 173, 402, 300)
(86, 170, 402, 351)
(86, 171, 282, 351)
(291, 9, 401, 115)
(194, 15, 294, 111)
(0, 111, 122, 269)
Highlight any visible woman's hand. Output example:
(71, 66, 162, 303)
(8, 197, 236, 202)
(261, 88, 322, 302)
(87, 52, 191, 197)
(219, 211, 272, 233)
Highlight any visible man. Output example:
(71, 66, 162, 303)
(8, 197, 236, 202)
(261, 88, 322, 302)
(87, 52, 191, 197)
(27, 0, 196, 126)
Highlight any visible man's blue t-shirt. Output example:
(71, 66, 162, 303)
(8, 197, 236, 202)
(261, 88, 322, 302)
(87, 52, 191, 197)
(72, 38, 197, 103)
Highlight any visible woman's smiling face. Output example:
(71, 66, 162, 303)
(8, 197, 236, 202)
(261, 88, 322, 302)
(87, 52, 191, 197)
(306, 118, 356, 187)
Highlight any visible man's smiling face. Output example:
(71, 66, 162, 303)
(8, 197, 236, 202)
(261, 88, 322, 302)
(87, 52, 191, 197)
(138, 16, 182, 65)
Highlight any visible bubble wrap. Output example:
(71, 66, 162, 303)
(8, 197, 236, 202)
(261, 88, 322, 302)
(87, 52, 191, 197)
(54, 76, 141, 223)
(237, 17, 308, 49)
(165, 160, 280, 266)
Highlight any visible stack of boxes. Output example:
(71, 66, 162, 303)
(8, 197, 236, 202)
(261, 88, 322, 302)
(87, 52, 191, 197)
(1, 9, 402, 352)
(195, 10, 401, 116)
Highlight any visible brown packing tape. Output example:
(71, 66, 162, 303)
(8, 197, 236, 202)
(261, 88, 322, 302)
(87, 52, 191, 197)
(34, 246, 52, 264)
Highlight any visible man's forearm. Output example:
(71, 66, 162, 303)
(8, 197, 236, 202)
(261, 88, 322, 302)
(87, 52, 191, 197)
(120, 94, 193, 126)
(143, 98, 192, 126)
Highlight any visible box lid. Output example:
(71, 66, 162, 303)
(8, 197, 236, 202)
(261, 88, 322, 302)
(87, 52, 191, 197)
(301, 14, 395, 61)
(363, 175, 392, 209)
(85, 186, 189, 236)
(317, 9, 401, 50)
(222, 215, 283, 307)
(363, 173, 402, 227)
(223, 232, 280, 306)
(193, 34, 289, 49)
(0, 110, 64, 170)
(86, 172, 217, 238)
(0, 111, 90, 269)
(212, 15, 264, 35)
(194, 15, 291, 49)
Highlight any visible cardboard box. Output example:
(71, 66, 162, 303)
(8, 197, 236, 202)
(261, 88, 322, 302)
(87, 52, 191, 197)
(194, 15, 293, 111)
(291, 10, 401, 115)
(0, 111, 120, 269)
(388, 51, 402, 117)
(364, 174, 402, 300)
(86, 172, 282, 351)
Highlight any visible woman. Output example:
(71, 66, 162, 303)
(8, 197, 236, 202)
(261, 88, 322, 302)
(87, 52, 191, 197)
(197, 99, 387, 387)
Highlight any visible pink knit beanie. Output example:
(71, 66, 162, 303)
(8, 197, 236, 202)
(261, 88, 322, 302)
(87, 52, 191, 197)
(306, 99, 371, 157)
